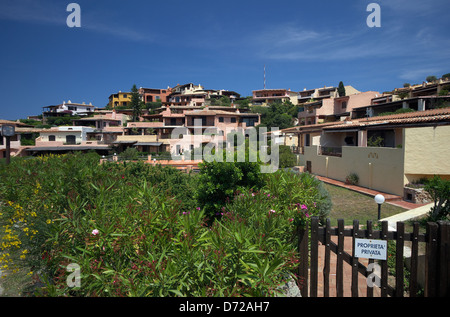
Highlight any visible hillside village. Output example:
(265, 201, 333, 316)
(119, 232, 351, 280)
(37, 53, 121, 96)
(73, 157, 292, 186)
(1, 76, 450, 200)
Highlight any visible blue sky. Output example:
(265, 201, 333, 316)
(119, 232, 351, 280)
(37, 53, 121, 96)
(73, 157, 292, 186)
(0, 0, 449, 120)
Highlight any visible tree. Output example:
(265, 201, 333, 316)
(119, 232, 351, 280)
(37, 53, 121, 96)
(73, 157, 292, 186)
(252, 100, 298, 130)
(338, 81, 346, 97)
(425, 175, 450, 220)
(426, 75, 437, 83)
(130, 84, 142, 122)
(442, 73, 450, 80)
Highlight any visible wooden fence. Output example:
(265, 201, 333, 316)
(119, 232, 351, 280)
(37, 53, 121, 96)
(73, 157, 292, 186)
(297, 217, 449, 297)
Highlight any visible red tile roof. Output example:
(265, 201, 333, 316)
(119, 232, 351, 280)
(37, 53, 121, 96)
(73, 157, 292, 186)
(324, 108, 450, 130)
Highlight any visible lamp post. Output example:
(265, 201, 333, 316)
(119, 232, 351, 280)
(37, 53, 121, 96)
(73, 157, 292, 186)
(374, 194, 385, 220)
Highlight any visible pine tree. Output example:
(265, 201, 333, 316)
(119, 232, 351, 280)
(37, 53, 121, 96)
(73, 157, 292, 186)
(338, 81, 346, 97)
(130, 84, 141, 122)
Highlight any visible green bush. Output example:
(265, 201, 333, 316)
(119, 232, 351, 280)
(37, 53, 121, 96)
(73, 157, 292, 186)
(195, 161, 264, 219)
(345, 172, 359, 185)
(263, 170, 332, 223)
(0, 153, 333, 297)
(278, 145, 297, 168)
(424, 175, 450, 221)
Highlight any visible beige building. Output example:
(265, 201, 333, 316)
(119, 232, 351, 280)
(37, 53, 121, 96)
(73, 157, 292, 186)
(252, 88, 299, 106)
(283, 108, 450, 196)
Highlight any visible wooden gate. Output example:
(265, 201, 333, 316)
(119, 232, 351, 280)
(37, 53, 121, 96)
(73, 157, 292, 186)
(297, 217, 449, 297)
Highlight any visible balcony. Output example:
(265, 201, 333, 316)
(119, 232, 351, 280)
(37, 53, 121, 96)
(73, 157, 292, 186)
(318, 146, 342, 157)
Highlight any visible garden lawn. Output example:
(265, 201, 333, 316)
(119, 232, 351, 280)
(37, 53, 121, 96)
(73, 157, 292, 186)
(324, 183, 407, 226)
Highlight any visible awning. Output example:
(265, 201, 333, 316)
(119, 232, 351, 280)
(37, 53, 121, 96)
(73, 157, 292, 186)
(112, 140, 137, 144)
(133, 142, 163, 146)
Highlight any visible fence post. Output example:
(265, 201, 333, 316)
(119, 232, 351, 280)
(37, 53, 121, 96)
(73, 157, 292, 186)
(366, 221, 374, 297)
(336, 219, 344, 297)
(380, 221, 389, 297)
(351, 219, 359, 297)
(409, 222, 420, 297)
(437, 221, 449, 297)
(297, 223, 309, 297)
(310, 217, 319, 297)
(395, 221, 405, 297)
(425, 222, 438, 297)
(323, 218, 331, 297)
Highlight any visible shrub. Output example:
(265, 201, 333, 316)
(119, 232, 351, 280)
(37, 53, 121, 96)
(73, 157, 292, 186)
(424, 175, 450, 221)
(195, 161, 264, 219)
(0, 154, 333, 296)
(278, 145, 297, 168)
(119, 147, 140, 160)
(345, 173, 359, 185)
(263, 170, 332, 223)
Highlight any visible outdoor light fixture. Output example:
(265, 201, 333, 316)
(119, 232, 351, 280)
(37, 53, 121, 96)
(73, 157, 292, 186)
(374, 194, 385, 220)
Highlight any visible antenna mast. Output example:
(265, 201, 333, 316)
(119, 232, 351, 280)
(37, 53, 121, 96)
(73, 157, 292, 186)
(264, 65, 266, 89)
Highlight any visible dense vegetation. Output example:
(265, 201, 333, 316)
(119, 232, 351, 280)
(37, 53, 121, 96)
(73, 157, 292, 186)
(0, 153, 331, 296)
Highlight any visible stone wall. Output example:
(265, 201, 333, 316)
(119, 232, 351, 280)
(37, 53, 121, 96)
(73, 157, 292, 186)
(403, 187, 432, 204)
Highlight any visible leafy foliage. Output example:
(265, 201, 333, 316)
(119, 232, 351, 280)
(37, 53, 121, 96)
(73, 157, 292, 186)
(0, 153, 332, 297)
(252, 101, 299, 130)
(424, 175, 450, 220)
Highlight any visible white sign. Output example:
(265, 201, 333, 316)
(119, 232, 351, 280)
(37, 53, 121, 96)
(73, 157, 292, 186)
(354, 238, 387, 260)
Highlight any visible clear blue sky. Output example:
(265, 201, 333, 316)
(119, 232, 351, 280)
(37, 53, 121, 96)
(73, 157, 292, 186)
(1, 0, 449, 120)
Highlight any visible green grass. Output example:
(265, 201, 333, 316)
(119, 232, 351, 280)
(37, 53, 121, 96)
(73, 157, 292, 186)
(323, 183, 407, 226)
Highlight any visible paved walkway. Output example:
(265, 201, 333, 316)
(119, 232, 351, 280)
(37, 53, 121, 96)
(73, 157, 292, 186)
(315, 175, 428, 210)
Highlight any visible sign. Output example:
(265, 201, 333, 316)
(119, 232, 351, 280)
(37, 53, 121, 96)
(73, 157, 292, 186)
(354, 238, 387, 260)
(1, 125, 15, 137)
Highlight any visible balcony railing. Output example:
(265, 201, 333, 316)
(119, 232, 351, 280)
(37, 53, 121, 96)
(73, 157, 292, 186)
(290, 146, 304, 154)
(318, 146, 342, 157)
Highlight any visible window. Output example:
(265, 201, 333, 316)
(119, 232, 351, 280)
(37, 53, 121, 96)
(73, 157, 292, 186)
(170, 118, 177, 126)
(231, 117, 236, 123)
(66, 135, 76, 145)
(219, 117, 224, 122)
(49, 135, 56, 141)
(342, 101, 347, 109)
(123, 94, 127, 98)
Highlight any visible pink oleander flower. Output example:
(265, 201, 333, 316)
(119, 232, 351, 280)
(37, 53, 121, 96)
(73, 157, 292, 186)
(313, 202, 317, 207)
(267, 194, 270, 197)
(301, 204, 308, 210)
(270, 209, 276, 213)
(196, 207, 201, 210)
(252, 193, 255, 197)
(91, 229, 99, 235)
(289, 218, 294, 222)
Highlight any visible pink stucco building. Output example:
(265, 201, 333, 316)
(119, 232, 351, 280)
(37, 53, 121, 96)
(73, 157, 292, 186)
(298, 91, 380, 125)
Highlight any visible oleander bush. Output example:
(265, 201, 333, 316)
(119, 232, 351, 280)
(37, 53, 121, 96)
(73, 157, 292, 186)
(0, 153, 330, 297)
